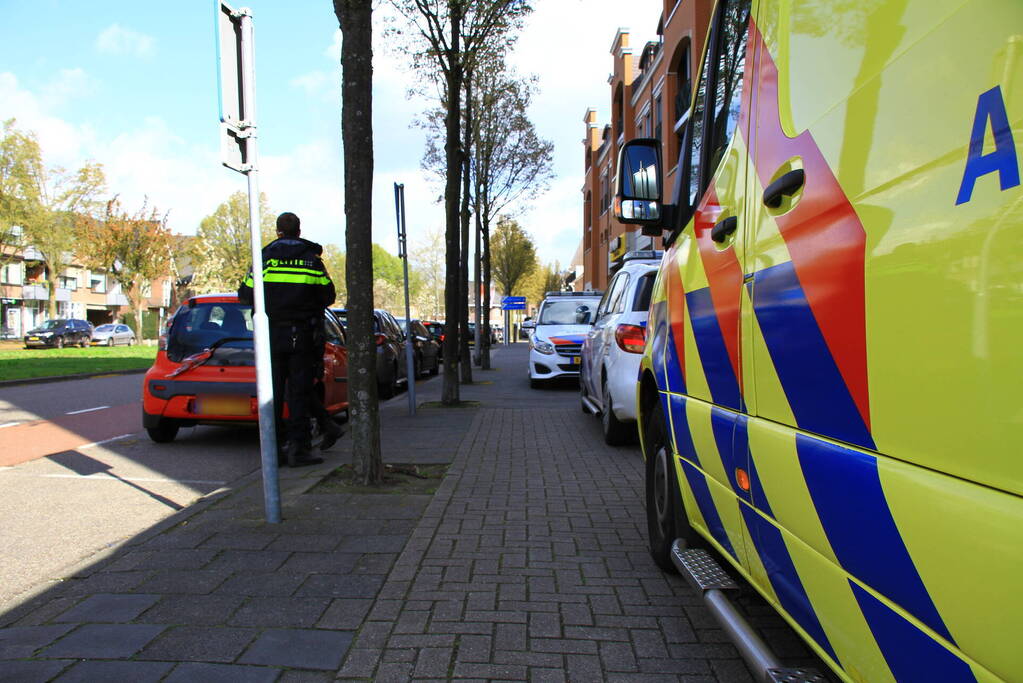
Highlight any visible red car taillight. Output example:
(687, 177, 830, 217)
(375, 333, 388, 346)
(615, 324, 646, 354)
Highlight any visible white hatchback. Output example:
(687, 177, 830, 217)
(579, 254, 660, 444)
(526, 292, 603, 388)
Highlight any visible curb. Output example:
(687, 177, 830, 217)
(0, 367, 147, 389)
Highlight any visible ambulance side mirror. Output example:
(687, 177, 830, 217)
(615, 138, 664, 236)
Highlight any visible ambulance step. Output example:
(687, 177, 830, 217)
(670, 541, 829, 683)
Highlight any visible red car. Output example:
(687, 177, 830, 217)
(142, 293, 348, 443)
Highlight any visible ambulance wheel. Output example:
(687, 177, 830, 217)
(147, 419, 180, 443)
(644, 406, 696, 572)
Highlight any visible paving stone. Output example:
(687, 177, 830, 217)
(105, 549, 217, 572)
(164, 662, 281, 682)
(278, 551, 360, 574)
(137, 625, 257, 662)
(55, 593, 159, 623)
(229, 597, 331, 628)
(0, 624, 75, 658)
(413, 646, 454, 678)
(136, 594, 245, 626)
(54, 660, 174, 682)
(267, 534, 341, 552)
(205, 550, 292, 573)
(0, 660, 72, 680)
(9, 597, 82, 628)
(201, 532, 278, 550)
(39, 624, 165, 659)
(335, 535, 410, 553)
(296, 574, 383, 598)
(134, 569, 232, 594)
(239, 628, 352, 670)
(277, 670, 334, 683)
(217, 572, 308, 597)
(56, 571, 151, 597)
(336, 647, 382, 678)
(315, 598, 373, 630)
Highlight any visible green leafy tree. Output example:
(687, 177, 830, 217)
(0, 119, 44, 267)
(389, 0, 532, 403)
(190, 191, 275, 294)
(321, 244, 346, 306)
(410, 227, 445, 320)
(491, 216, 536, 296)
(79, 197, 174, 338)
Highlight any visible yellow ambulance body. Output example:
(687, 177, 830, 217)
(624, 0, 1023, 680)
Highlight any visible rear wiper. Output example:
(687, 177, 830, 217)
(167, 336, 253, 378)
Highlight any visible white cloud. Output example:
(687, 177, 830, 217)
(95, 24, 155, 58)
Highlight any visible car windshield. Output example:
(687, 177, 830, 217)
(95, 324, 115, 332)
(166, 301, 254, 362)
(538, 299, 600, 326)
(38, 320, 64, 330)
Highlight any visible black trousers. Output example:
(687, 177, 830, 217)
(270, 322, 317, 449)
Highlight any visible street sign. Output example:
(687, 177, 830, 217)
(216, 1, 251, 172)
(501, 296, 526, 304)
(502, 303, 526, 311)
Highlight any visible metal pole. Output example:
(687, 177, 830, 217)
(239, 10, 281, 524)
(395, 183, 416, 416)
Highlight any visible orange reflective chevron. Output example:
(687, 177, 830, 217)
(744, 20, 874, 449)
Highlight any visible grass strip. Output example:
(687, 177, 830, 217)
(0, 346, 158, 381)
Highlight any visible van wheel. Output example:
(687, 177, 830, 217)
(55, 337, 64, 349)
(602, 377, 633, 446)
(80, 337, 88, 348)
(147, 419, 179, 443)
(644, 406, 696, 572)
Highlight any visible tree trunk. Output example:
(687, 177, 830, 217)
(334, 0, 381, 485)
(459, 74, 473, 384)
(473, 206, 481, 367)
(481, 216, 492, 369)
(441, 1, 463, 405)
(46, 267, 58, 319)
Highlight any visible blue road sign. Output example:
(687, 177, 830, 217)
(501, 303, 526, 311)
(501, 296, 526, 304)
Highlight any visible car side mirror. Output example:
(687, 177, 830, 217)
(615, 138, 666, 236)
(521, 320, 535, 331)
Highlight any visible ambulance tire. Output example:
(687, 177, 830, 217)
(644, 406, 697, 572)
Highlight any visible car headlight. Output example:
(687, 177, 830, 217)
(533, 339, 555, 355)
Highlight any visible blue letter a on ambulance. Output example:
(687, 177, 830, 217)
(956, 85, 1019, 205)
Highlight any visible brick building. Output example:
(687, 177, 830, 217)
(581, 0, 712, 291)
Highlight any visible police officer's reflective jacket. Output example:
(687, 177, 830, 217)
(238, 237, 335, 324)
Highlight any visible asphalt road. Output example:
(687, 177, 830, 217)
(0, 373, 262, 612)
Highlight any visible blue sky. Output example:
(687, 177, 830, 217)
(0, 0, 662, 267)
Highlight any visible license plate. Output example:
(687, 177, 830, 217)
(572, 356, 581, 365)
(194, 395, 251, 416)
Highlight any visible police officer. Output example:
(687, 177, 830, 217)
(239, 212, 335, 467)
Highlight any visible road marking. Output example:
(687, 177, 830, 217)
(79, 433, 135, 449)
(65, 405, 110, 416)
(0, 422, 19, 429)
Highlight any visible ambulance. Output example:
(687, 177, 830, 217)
(613, 0, 1022, 681)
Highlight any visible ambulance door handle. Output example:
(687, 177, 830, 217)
(763, 169, 805, 208)
(711, 216, 737, 243)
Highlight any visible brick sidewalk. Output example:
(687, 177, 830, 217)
(0, 344, 826, 681)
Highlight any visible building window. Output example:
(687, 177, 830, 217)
(1, 261, 23, 285)
(654, 94, 663, 143)
(59, 275, 78, 291)
(600, 174, 610, 214)
(90, 274, 106, 293)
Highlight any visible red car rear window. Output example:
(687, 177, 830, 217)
(167, 302, 254, 362)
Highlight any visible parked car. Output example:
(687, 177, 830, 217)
(526, 291, 603, 389)
(407, 320, 440, 377)
(143, 294, 348, 443)
(330, 308, 409, 399)
(91, 323, 136, 347)
(579, 252, 660, 444)
(24, 318, 93, 349)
